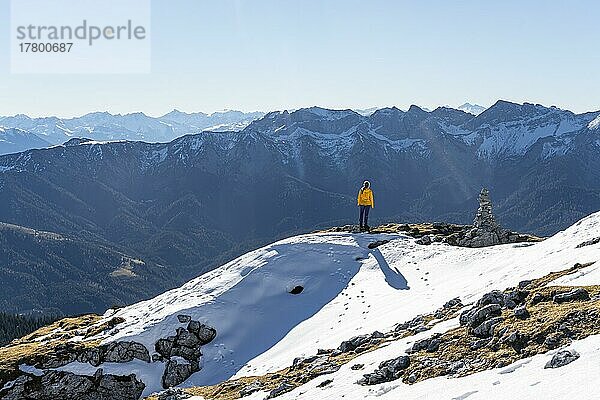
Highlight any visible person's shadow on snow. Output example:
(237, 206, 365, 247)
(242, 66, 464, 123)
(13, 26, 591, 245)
(371, 248, 409, 290)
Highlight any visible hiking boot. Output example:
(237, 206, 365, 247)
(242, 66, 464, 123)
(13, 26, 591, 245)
(364, 225, 370, 232)
(359, 224, 364, 232)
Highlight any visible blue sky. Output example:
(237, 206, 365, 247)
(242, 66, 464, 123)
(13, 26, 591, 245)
(0, 0, 598, 117)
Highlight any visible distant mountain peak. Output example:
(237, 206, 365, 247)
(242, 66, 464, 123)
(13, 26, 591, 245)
(458, 103, 486, 115)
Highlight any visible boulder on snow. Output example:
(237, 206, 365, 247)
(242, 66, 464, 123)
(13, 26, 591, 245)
(187, 321, 217, 344)
(544, 350, 580, 369)
(177, 314, 191, 323)
(162, 359, 197, 388)
(357, 356, 410, 385)
(266, 382, 295, 398)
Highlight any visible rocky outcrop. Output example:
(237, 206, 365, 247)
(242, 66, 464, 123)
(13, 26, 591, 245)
(156, 317, 217, 389)
(0, 369, 144, 400)
(38, 340, 151, 369)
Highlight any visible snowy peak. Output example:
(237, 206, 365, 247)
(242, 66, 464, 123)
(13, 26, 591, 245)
(458, 102, 486, 115)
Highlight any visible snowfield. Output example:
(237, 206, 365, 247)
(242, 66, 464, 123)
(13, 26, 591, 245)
(55, 212, 600, 398)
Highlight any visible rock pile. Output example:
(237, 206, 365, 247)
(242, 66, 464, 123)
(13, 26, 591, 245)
(155, 316, 217, 388)
(450, 188, 525, 247)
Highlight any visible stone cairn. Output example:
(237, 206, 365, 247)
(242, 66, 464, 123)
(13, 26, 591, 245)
(457, 188, 521, 247)
(473, 188, 498, 231)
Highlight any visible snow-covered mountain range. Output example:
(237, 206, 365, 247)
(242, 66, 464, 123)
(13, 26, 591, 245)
(0, 100, 599, 316)
(0, 110, 264, 154)
(2, 210, 599, 399)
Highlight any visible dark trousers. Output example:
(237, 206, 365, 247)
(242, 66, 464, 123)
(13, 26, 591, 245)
(359, 205, 371, 226)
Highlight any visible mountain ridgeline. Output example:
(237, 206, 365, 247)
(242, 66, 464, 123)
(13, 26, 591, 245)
(0, 100, 599, 315)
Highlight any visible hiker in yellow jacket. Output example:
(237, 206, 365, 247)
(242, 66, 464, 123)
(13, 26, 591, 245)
(357, 180, 374, 231)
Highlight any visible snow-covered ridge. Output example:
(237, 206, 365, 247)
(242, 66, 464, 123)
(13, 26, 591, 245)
(46, 210, 600, 397)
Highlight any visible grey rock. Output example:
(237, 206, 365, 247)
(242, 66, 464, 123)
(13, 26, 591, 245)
(0, 370, 144, 400)
(576, 237, 600, 248)
(162, 360, 196, 388)
(266, 382, 295, 398)
(187, 321, 217, 344)
(544, 333, 562, 349)
(357, 356, 410, 385)
(513, 304, 530, 319)
(158, 387, 192, 400)
(531, 292, 546, 304)
(155, 337, 176, 358)
(175, 327, 201, 348)
(470, 338, 491, 350)
(339, 335, 370, 353)
(317, 379, 333, 388)
(473, 316, 503, 338)
(518, 280, 533, 289)
(443, 297, 462, 309)
(460, 303, 502, 328)
(239, 381, 263, 397)
(415, 235, 432, 245)
(553, 288, 590, 303)
(544, 350, 580, 369)
(103, 341, 150, 363)
(350, 364, 364, 370)
(477, 290, 506, 307)
(177, 315, 191, 323)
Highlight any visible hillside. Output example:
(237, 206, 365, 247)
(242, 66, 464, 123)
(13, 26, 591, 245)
(1, 210, 598, 399)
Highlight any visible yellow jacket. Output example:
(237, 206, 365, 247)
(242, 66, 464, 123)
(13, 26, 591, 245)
(357, 188, 374, 207)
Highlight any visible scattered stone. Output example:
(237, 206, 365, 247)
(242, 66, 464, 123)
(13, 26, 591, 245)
(553, 288, 590, 304)
(266, 382, 295, 398)
(368, 240, 389, 249)
(470, 338, 491, 350)
(350, 364, 364, 370)
(357, 356, 410, 385)
(415, 235, 432, 245)
(177, 315, 191, 323)
(460, 303, 502, 328)
(576, 237, 600, 248)
(531, 292, 546, 304)
(544, 333, 562, 349)
(513, 304, 530, 319)
(317, 379, 333, 388)
(443, 297, 462, 309)
(158, 387, 192, 400)
(476, 291, 505, 307)
(239, 381, 263, 397)
(472, 317, 503, 338)
(544, 350, 580, 369)
(518, 280, 533, 289)
(407, 334, 442, 354)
